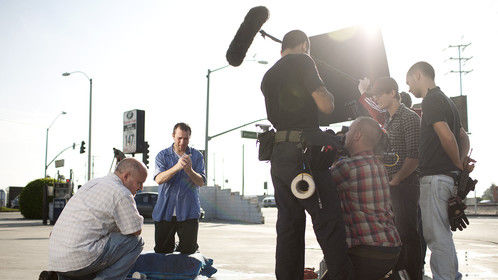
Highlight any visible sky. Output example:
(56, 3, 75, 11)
(1, 0, 497, 197)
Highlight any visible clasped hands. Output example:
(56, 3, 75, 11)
(460, 156, 476, 173)
(175, 154, 193, 173)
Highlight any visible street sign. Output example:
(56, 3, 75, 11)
(123, 109, 145, 154)
(55, 159, 64, 168)
(241, 130, 259, 139)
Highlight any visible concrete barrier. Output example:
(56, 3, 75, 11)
(199, 186, 264, 224)
(465, 203, 498, 216)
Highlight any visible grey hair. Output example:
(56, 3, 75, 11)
(354, 117, 382, 147)
(115, 158, 146, 175)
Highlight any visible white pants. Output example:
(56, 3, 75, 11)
(419, 174, 462, 280)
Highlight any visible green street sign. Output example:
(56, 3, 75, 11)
(241, 130, 259, 139)
(55, 159, 65, 168)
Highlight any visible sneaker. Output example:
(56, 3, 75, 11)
(131, 271, 147, 279)
(39, 271, 58, 280)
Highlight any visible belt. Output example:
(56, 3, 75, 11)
(274, 130, 302, 143)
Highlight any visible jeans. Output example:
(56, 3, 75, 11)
(348, 245, 400, 280)
(419, 174, 462, 280)
(154, 217, 199, 254)
(418, 205, 428, 274)
(389, 176, 422, 280)
(58, 232, 144, 280)
(271, 142, 352, 280)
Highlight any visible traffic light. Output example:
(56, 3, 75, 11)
(80, 141, 86, 154)
(142, 141, 149, 168)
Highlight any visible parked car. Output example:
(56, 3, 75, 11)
(134, 192, 205, 219)
(262, 196, 276, 207)
(10, 195, 20, 209)
(134, 192, 157, 218)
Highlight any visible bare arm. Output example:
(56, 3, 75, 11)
(390, 158, 418, 186)
(154, 163, 182, 185)
(458, 127, 470, 161)
(433, 121, 463, 170)
(183, 155, 205, 186)
(185, 168, 205, 187)
(311, 86, 334, 114)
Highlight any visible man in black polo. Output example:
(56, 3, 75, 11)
(406, 61, 473, 280)
(261, 30, 351, 280)
(367, 77, 422, 280)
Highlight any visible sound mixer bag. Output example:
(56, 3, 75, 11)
(257, 129, 275, 161)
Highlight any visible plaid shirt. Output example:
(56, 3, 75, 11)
(331, 151, 401, 248)
(49, 174, 143, 272)
(384, 104, 421, 179)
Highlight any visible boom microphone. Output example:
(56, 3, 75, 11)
(226, 6, 269, 66)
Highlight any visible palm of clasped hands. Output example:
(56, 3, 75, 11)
(176, 154, 193, 172)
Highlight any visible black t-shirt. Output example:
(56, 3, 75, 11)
(260, 54, 325, 131)
(419, 87, 462, 175)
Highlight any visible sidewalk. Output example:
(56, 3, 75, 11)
(1, 210, 497, 279)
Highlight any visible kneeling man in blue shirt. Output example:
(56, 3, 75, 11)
(153, 122, 206, 254)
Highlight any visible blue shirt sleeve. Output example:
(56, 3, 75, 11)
(154, 151, 169, 180)
(192, 150, 206, 184)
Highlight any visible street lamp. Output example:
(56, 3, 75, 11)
(45, 111, 67, 178)
(204, 60, 267, 182)
(62, 71, 93, 181)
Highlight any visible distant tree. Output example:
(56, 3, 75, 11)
(482, 184, 497, 201)
(19, 178, 59, 219)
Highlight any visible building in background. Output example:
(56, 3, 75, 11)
(0, 189, 6, 207)
(7, 186, 23, 208)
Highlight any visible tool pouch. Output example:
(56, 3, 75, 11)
(257, 129, 275, 161)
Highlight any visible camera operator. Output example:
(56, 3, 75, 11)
(260, 29, 351, 280)
(331, 117, 401, 280)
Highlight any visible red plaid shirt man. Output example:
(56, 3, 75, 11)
(331, 151, 401, 248)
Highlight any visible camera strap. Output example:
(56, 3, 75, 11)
(300, 143, 323, 209)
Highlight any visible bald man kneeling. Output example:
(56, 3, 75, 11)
(330, 117, 401, 280)
(43, 158, 147, 280)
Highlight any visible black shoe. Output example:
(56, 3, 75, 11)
(39, 271, 58, 280)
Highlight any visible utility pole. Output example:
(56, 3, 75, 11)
(242, 144, 245, 197)
(92, 155, 95, 179)
(448, 42, 476, 214)
(448, 43, 473, 96)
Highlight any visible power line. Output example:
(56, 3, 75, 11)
(448, 42, 473, 96)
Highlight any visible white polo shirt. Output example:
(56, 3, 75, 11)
(48, 174, 143, 272)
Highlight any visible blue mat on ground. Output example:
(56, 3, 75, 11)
(126, 252, 217, 280)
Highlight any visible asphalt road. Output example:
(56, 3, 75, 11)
(0, 209, 497, 279)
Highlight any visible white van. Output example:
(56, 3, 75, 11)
(262, 196, 276, 207)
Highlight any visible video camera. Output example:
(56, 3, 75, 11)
(290, 124, 392, 201)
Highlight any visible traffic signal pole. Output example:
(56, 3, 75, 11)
(45, 143, 77, 173)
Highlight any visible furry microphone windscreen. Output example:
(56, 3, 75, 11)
(226, 6, 269, 67)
